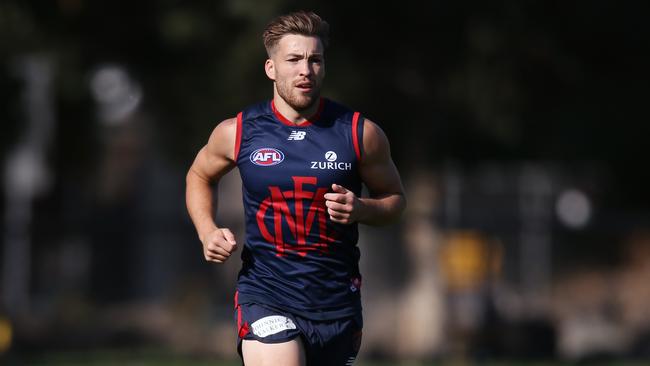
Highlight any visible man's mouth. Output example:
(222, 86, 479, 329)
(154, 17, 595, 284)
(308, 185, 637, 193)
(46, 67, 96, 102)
(295, 81, 313, 92)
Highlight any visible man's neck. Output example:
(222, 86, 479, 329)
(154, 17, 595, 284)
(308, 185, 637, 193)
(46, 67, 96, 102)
(272, 94, 320, 125)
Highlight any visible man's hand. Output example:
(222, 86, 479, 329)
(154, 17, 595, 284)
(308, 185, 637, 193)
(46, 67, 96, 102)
(324, 184, 365, 225)
(201, 228, 238, 263)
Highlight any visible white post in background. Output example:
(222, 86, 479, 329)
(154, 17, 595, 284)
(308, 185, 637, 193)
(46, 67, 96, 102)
(518, 164, 553, 315)
(2, 55, 55, 317)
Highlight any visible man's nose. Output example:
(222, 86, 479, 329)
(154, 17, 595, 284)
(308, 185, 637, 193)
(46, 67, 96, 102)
(299, 60, 312, 76)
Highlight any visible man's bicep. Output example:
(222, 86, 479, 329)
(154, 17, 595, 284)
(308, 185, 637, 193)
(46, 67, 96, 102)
(359, 120, 404, 197)
(360, 158, 403, 197)
(189, 146, 234, 183)
(189, 118, 238, 182)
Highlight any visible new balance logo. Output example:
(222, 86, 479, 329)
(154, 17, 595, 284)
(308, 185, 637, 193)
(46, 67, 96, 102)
(287, 131, 306, 140)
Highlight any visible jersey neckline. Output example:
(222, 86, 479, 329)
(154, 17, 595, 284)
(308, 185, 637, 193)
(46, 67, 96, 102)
(270, 98, 325, 128)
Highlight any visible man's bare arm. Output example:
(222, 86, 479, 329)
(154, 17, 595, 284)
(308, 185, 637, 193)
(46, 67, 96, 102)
(186, 117, 239, 262)
(324, 119, 406, 226)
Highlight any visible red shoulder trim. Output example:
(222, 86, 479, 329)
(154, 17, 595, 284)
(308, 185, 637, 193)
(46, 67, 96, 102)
(352, 112, 362, 161)
(234, 112, 243, 161)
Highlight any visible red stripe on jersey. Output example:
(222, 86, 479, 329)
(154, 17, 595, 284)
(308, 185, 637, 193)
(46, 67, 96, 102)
(234, 290, 249, 338)
(234, 112, 243, 160)
(352, 112, 361, 161)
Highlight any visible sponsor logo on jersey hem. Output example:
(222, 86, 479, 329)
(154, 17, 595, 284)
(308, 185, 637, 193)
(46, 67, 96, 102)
(250, 148, 284, 166)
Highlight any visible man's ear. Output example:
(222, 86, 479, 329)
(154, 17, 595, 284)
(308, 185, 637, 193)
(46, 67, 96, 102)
(264, 59, 275, 81)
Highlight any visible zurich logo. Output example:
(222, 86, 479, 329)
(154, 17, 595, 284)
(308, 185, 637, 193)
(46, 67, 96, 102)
(250, 148, 284, 166)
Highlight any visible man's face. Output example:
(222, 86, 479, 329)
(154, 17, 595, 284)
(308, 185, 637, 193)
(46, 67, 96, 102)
(266, 34, 325, 111)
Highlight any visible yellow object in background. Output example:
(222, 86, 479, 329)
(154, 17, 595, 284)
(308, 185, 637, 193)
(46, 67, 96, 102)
(439, 230, 502, 291)
(0, 317, 12, 353)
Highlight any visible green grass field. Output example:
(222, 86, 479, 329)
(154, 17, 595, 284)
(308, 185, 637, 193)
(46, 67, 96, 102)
(11, 349, 650, 366)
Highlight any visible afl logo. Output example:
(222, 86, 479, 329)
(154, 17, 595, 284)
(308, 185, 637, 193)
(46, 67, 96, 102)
(250, 148, 284, 166)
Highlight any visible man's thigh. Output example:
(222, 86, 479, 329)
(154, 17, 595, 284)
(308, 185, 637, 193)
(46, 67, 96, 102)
(236, 303, 305, 365)
(235, 302, 362, 365)
(242, 338, 305, 366)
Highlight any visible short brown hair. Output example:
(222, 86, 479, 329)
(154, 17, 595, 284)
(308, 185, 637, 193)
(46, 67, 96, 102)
(263, 11, 330, 55)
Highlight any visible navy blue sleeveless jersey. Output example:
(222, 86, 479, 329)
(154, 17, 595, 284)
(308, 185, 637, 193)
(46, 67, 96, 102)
(234, 98, 365, 320)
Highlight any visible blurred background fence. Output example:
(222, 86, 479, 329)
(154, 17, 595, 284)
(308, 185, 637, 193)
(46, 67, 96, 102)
(1, 0, 649, 364)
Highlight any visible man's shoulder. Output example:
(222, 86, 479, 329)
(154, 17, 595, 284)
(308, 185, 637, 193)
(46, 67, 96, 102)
(241, 100, 273, 121)
(324, 98, 354, 113)
(322, 98, 359, 125)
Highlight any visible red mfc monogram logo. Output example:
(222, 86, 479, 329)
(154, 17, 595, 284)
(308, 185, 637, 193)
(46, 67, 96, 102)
(256, 176, 336, 257)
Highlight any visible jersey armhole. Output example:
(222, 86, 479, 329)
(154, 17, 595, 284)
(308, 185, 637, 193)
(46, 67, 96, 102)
(234, 112, 243, 162)
(352, 112, 364, 162)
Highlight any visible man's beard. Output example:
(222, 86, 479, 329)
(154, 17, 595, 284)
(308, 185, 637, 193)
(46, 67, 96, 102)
(276, 79, 321, 111)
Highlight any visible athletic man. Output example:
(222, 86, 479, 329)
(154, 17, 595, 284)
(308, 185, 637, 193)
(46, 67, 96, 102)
(186, 11, 406, 366)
